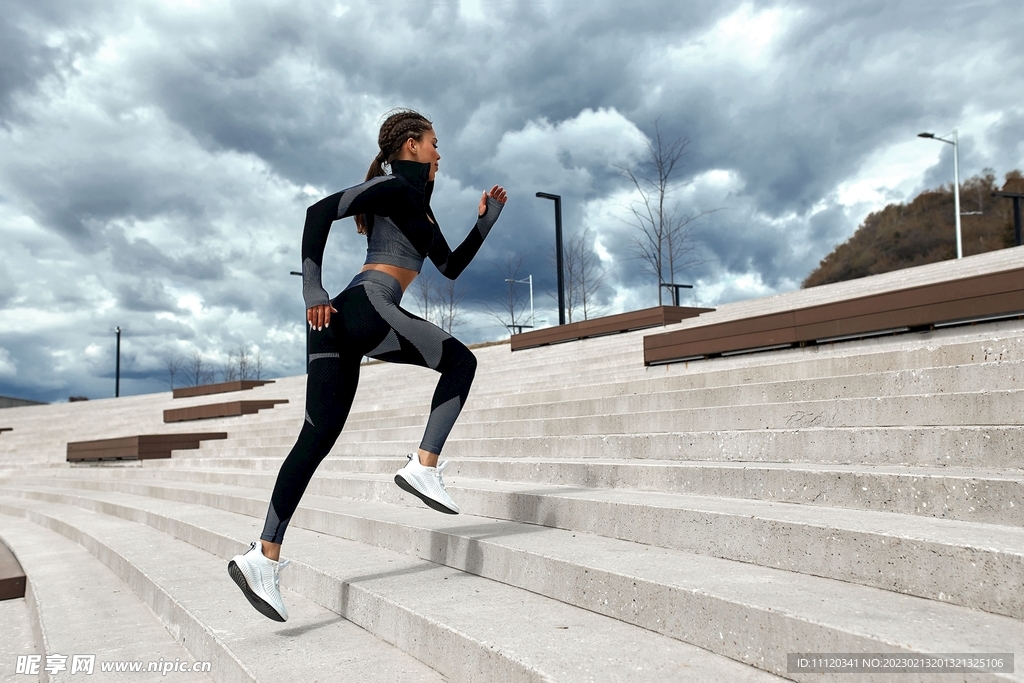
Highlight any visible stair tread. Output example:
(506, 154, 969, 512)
(9, 478, 1024, 661)
(0, 512, 213, 682)
(0, 489, 787, 682)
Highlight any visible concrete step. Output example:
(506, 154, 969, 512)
(0, 489, 785, 683)
(0, 498, 448, 683)
(10, 468, 1024, 620)
(0, 513, 213, 683)
(0, 596, 37, 683)
(162, 360, 1024, 449)
(170, 424, 1024, 470)
(131, 456, 1024, 527)
(6, 478, 1023, 682)
(339, 392, 1024, 442)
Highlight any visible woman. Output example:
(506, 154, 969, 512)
(228, 109, 507, 621)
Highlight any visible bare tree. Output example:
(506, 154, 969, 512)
(436, 278, 465, 334)
(485, 253, 530, 334)
(184, 350, 213, 386)
(254, 349, 264, 380)
(236, 344, 252, 380)
(222, 350, 238, 383)
(412, 270, 438, 324)
(163, 354, 183, 389)
(551, 228, 607, 323)
(620, 120, 710, 305)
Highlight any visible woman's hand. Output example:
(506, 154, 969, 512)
(307, 304, 338, 331)
(478, 185, 508, 216)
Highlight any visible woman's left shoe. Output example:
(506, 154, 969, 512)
(394, 454, 460, 514)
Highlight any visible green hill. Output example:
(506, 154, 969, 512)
(803, 170, 1023, 288)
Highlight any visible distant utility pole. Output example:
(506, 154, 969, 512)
(115, 326, 121, 398)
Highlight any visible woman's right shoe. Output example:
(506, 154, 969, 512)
(394, 454, 460, 514)
(227, 541, 290, 622)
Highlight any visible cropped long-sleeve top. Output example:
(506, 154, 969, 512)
(300, 159, 503, 309)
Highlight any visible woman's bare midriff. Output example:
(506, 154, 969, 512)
(360, 263, 418, 292)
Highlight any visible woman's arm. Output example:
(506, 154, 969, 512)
(428, 186, 507, 280)
(300, 176, 412, 312)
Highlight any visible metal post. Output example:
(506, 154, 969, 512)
(536, 192, 565, 325)
(992, 192, 1024, 247)
(1011, 196, 1019, 246)
(505, 275, 535, 331)
(115, 326, 121, 398)
(660, 283, 693, 307)
(528, 274, 536, 329)
(918, 130, 963, 259)
(952, 129, 962, 259)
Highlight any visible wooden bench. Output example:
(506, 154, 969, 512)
(66, 433, 228, 462)
(163, 399, 288, 423)
(510, 305, 715, 351)
(172, 379, 274, 399)
(0, 538, 26, 601)
(644, 266, 1024, 366)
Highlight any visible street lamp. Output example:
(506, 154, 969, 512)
(918, 130, 963, 259)
(535, 192, 566, 325)
(114, 326, 121, 398)
(505, 275, 534, 331)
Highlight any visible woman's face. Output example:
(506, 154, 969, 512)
(407, 128, 440, 180)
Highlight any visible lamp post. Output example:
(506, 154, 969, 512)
(505, 275, 534, 331)
(535, 192, 566, 325)
(114, 326, 121, 398)
(918, 130, 963, 259)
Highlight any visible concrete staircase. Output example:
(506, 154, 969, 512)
(1, 248, 1022, 682)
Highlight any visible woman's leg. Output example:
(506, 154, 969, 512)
(260, 284, 393, 547)
(259, 349, 360, 549)
(231, 281, 399, 620)
(364, 303, 477, 459)
(356, 288, 476, 514)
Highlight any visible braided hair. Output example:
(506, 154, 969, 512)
(355, 108, 433, 235)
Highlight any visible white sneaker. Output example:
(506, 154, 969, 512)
(228, 541, 290, 622)
(395, 454, 460, 514)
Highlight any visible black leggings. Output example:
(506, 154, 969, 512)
(261, 270, 477, 544)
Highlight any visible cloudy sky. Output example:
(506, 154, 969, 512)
(1, 0, 1021, 402)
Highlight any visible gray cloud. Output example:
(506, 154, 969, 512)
(0, 0, 1022, 401)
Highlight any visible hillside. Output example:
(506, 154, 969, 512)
(803, 170, 1023, 288)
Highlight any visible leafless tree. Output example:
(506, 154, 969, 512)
(184, 350, 213, 386)
(551, 228, 606, 323)
(410, 271, 466, 333)
(163, 354, 183, 389)
(620, 120, 710, 305)
(485, 253, 530, 334)
(412, 271, 438, 324)
(436, 278, 465, 334)
(236, 344, 252, 380)
(254, 349, 264, 380)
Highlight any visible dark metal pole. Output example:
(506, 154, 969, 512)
(115, 326, 121, 398)
(536, 192, 565, 325)
(992, 192, 1024, 247)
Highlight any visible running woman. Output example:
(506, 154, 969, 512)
(228, 109, 507, 621)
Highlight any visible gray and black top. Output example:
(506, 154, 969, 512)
(301, 159, 503, 309)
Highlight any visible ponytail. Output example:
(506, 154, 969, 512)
(355, 152, 388, 235)
(355, 108, 433, 236)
